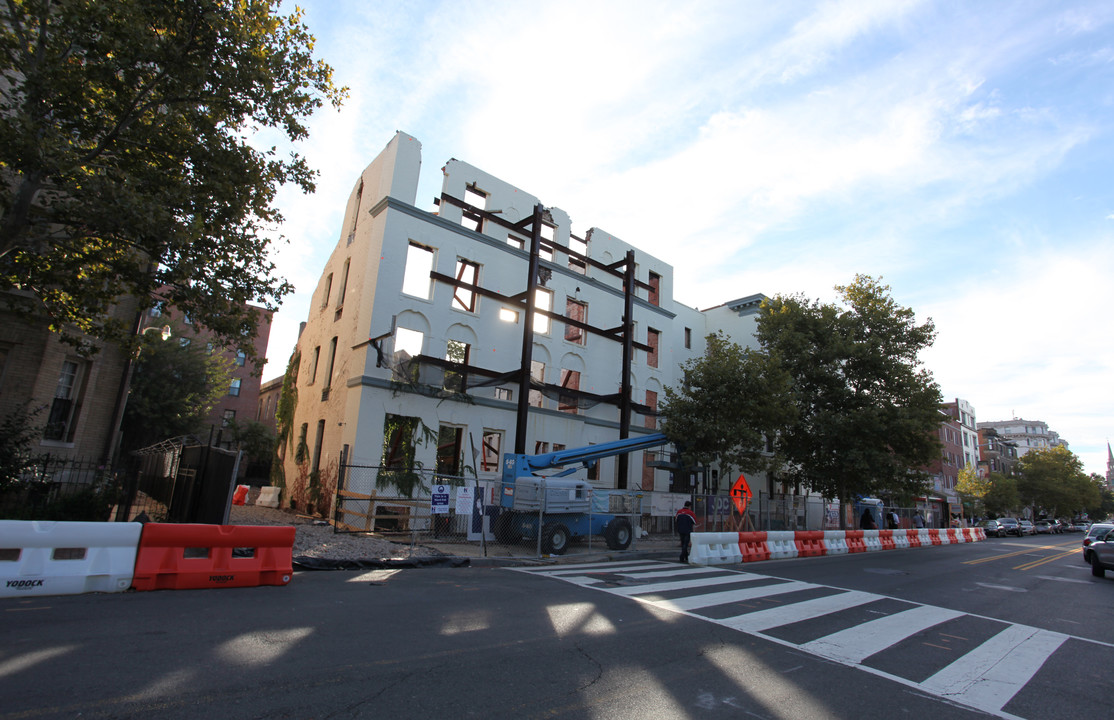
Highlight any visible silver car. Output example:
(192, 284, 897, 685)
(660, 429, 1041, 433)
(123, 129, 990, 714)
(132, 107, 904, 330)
(1089, 527, 1114, 578)
(1082, 523, 1114, 564)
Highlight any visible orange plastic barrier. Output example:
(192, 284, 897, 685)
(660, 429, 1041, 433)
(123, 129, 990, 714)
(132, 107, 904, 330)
(132, 524, 295, 591)
(928, 529, 942, 545)
(906, 529, 921, 548)
(794, 531, 826, 558)
(946, 529, 959, 544)
(878, 529, 895, 551)
(738, 531, 770, 563)
(232, 485, 249, 506)
(845, 530, 866, 553)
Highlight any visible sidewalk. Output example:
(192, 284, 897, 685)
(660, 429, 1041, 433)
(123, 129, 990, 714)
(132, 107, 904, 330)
(418, 533, 682, 568)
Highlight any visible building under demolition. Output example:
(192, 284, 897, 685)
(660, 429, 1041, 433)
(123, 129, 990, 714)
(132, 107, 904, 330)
(279, 132, 772, 520)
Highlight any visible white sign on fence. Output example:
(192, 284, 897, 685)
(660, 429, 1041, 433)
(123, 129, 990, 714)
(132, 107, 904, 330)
(455, 486, 473, 515)
(650, 492, 690, 517)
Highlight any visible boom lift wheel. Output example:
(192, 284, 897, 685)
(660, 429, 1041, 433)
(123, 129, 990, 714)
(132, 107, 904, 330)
(541, 522, 570, 555)
(604, 517, 633, 550)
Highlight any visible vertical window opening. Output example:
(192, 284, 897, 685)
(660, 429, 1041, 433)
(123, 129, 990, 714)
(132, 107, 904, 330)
(529, 361, 545, 407)
(565, 298, 586, 345)
(436, 425, 464, 476)
(558, 369, 580, 414)
(402, 242, 435, 299)
(453, 259, 479, 312)
(481, 430, 503, 473)
(444, 340, 470, 393)
(533, 289, 552, 334)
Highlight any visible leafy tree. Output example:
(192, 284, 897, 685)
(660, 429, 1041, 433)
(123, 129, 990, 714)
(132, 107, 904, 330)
(0, 0, 345, 355)
(757, 275, 942, 516)
(661, 331, 795, 475)
(1016, 446, 1098, 518)
(982, 473, 1020, 516)
(0, 403, 44, 489)
(120, 326, 232, 452)
(223, 418, 274, 481)
(956, 464, 989, 517)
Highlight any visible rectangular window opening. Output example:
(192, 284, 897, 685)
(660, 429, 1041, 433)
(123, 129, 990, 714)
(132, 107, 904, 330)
(453, 259, 479, 312)
(402, 242, 435, 299)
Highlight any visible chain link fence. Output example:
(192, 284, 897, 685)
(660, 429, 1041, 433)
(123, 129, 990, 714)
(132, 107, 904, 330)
(333, 463, 936, 558)
(335, 464, 667, 559)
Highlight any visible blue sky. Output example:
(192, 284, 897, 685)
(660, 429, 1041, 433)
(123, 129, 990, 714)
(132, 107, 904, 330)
(259, 0, 1114, 477)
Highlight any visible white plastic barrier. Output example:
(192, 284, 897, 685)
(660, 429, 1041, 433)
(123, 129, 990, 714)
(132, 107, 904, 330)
(824, 530, 848, 555)
(689, 532, 743, 566)
(892, 530, 910, 550)
(0, 521, 143, 598)
(862, 530, 882, 552)
(256, 487, 282, 508)
(766, 531, 798, 560)
(917, 529, 932, 547)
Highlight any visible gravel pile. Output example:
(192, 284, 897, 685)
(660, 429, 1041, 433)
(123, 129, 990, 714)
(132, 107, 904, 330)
(228, 502, 438, 560)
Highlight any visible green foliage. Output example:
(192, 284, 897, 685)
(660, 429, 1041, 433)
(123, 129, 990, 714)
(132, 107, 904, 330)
(376, 415, 440, 496)
(120, 324, 233, 451)
(1017, 446, 1098, 517)
(756, 275, 942, 503)
(982, 473, 1020, 516)
(0, 0, 345, 356)
(661, 331, 795, 474)
(271, 349, 299, 487)
(224, 419, 275, 465)
(0, 403, 44, 489)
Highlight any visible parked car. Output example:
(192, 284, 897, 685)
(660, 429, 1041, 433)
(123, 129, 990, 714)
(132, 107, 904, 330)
(996, 517, 1022, 537)
(1073, 521, 1091, 532)
(1034, 520, 1053, 534)
(1018, 519, 1035, 535)
(1088, 529, 1114, 578)
(1082, 523, 1114, 563)
(981, 519, 1005, 537)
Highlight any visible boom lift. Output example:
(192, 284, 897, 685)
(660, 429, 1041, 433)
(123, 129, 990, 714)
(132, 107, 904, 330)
(495, 433, 670, 554)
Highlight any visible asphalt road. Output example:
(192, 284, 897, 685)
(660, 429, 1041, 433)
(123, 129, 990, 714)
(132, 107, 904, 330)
(1, 533, 1109, 719)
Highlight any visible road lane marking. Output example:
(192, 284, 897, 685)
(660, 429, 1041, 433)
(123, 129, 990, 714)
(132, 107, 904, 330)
(716, 590, 878, 633)
(799, 605, 965, 664)
(1013, 549, 1079, 571)
(964, 541, 1077, 566)
(643, 580, 820, 612)
(919, 625, 1068, 715)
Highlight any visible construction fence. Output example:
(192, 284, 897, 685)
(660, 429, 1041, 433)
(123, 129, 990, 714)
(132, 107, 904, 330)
(332, 464, 928, 558)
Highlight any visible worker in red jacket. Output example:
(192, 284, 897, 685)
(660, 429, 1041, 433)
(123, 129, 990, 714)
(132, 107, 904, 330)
(675, 501, 697, 563)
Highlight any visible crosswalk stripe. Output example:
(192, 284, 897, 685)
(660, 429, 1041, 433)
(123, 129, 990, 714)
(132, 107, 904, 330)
(534, 561, 670, 575)
(644, 580, 820, 612)
(717, 589, 878, 633)
(919, 624, 1068, 714)
(597, 572, 771, 596)
(800, 604, 965, 664)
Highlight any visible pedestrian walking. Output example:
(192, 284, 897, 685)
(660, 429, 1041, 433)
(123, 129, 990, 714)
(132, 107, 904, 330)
(860, 508, 876, 530)
(914, 511, 925, 529)
(675, 501, 696, 563)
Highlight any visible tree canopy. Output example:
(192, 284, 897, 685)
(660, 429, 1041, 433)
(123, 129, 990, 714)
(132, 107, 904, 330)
(1016, 445, 1099, 518)
(0, 0, 345, 354)
(661, 331, 795, 476)
(981, 473, 1020, 516)
(660, 276, 942, 509)
(120, 325, 231, 452)
(760, 276, 942, 504)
